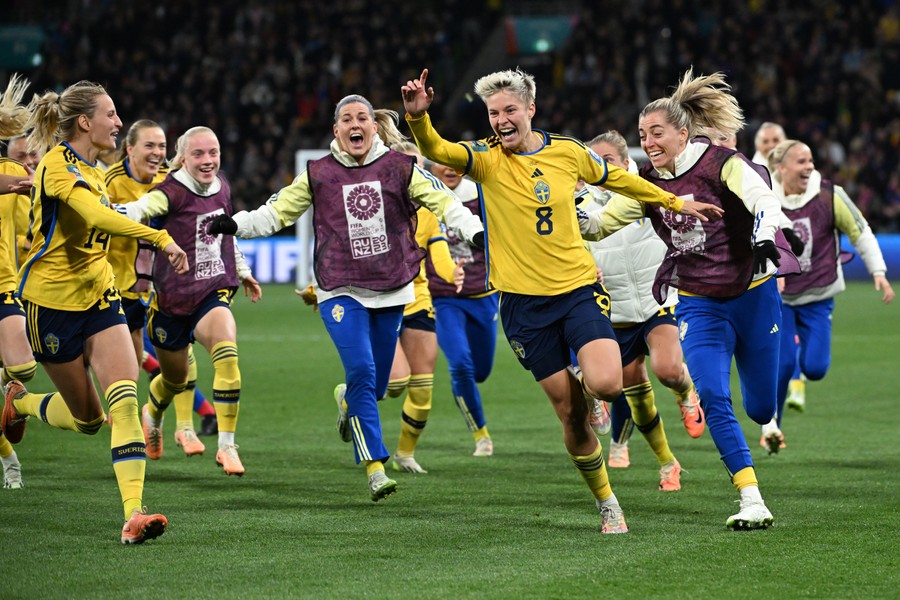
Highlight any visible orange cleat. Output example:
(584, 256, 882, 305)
(174, 428, 205, 456)
(1, 380, 28, 444)
(216, 444, 245, 476)
(678, 388, 705, 439)
(121, 509, 168, 544)
(659, 459, 682, 492)
(141, 404, 163, 460)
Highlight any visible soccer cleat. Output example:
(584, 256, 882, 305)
(608, 441, 630, 468)
(121, 509, 168, 544)
(174, 428, 205, 456)
(368, 470, 398, 502)
(216, 444, 245, 476)
(726, 499, 774, 530)
(141, 404, 163, 460)
(677, 388, 705, 438)
(596, 500, 628, 534)
(588, 398, 611, 436)
(334, 383, 351, 443)
(760, 420, 786, 455)
(1, 380, 28, 444)
(392, 455, 428, 474)
(199, 413, 218, 436)
(473, 437, 494, 457)
(658, 459, 682, 492)
(3, 460, 24, 489)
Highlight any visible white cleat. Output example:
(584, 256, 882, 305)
(473, 437, 494, 457)
(334, 383, 351, 443)
(3, 460, 23, 489)
(760, 419, 785, 455)
(596, 500, 628, 534)
(726, 499, 774, 530)
(588, 398, 611, 436)
(392, 455, 428, 474)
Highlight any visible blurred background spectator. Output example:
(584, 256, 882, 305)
(4, 0, 899, 231)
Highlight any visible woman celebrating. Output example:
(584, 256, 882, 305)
(2, 80, 187, 543)
(208, 96, 483, 501)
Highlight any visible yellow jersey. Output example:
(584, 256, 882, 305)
(405, 206, 456, 316)
(0, 158, 29, 291)
(18, 143, 174, 310)
(104, 158, 169, 299)
(407, 113, 682, 295)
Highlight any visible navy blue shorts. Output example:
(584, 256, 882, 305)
(147, 288, 235, 351)
(122, 296, 148, 332)
(401, 308, 436, 333)
(614, 305, 677, 366)
(500, 282, 616, 381)
(0, 291, 25, 322)
(25, 287, 127, 363)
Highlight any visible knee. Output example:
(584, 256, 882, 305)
(654, 363, 684, 389)
(449, 362, 476, 382)
(802, 361, 829, 381)
(746, 403, 775, 425)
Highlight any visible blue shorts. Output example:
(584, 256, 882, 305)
(0, 291, 25, 322)
(401, 309, 436, 333)
(25, 287, 127, 363)
(614, 305, 677, 366)
(122, 296, 148, 332)
(500, 282, 616, 381)
(147, 288, 235, 351)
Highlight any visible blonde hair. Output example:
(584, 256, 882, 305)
(118, 118, 164, 162)
(170, 126, 217, 169)
(640, 67, 744, 138)
(334, 94, 407, 148)
(0, 74, 31, 139)
(25, 80, 109, 152)
(766, 139, 807, 182)
(587, 130, 629, 164)
(474, 68, 536, 106)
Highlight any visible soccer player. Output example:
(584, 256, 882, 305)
(751, 122, 786, 166)
(765, 139, 894, 446)
(208, 95, 484, 501)
(5, 135, 44, 267)
(1, 79, 188, 543)
(401, 68, 721, 534)
(580, 68, 795, 529)
(579, 131, 704, 490)
(427, 161, 499, 458)
(116, 126, 261, 475)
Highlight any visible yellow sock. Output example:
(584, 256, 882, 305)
(175, 348, 200, 430)
(386, 376, 410, 399)
(669, 366, 695, 403)
(0, 435, 12, 459)
(732, 466, 759, 491)
(74, 414, 104, 435)
(473, 425, 491, 442)
(211, 341, 240, 434)
(626, 382, 676, 465)
(13, 391, 78, 431)
(147, 375, 186, 421)
(2, 360, 37, 385)
(365, 460, 385, 477)
(570, 443, 612, 501)
(396, 374, 432, 457)
(106, 380, 146, 518)
(789, 378, 805, 395)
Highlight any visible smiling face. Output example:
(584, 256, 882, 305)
(333, 101, 378, 165)
(485, 89, 536, 153)
(127, 126, 167, 182)
(638, 110, 688, 173)
(777, 143, 814, 196)
(756, 125, 785, 159)
(182, 131, 220, 186)
(84, 94, 123, 152)
(6, 137, 43, 170)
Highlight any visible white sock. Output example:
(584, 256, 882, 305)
(740, 485, 763, 504)
(597, 492, 619, 508)
(1, 450, 19, 467)
(218, 431, 235, 448)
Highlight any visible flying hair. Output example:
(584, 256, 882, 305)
(640, 67, 744, 138)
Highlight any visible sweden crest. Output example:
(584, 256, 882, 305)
(510, 340, 525, 359)
(43, 333, 60, 355)
(331, 304, 345, 323)
(155, 327, 168, 344)
(533, 180, 550, 204)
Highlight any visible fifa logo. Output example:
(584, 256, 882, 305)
(155, 327, 168, 344)
(332, 304, 345, 323)
(44, 333, 60, 355)
(510, 340, 525, 359)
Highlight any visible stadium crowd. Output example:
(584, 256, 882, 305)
(6, 0, 900, 230)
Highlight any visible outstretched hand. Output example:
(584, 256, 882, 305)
(208, 214, 238, 236)
(678, 199, 723, 222)
(401, 69, 435, 119)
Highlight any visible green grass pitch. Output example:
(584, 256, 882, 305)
(2, 282, 898, 599)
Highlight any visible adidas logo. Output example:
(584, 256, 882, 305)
(531, 168, 544, 178)
(770, 324, 779, 334)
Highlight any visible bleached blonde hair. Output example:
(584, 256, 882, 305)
(474, 68, 536, 106)
(170, 126, 217, 169)
(0, 74, 30, 139)
(767, 139, 807, 182)
(640, 67, 744, 138)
